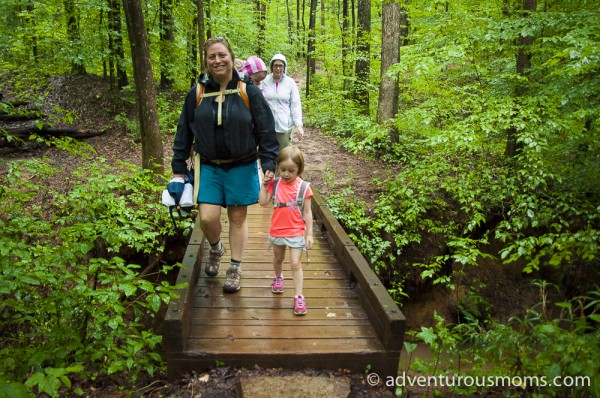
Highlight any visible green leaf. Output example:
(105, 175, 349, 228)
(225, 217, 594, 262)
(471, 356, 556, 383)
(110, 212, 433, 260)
(0, 382, 32, 398)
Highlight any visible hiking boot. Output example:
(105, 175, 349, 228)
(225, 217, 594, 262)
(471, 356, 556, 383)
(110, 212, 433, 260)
(293, 295, 307, 316)
(205, 246, 225, 277)
(223, 267, 242, 293)
(271, 276, 284, 294)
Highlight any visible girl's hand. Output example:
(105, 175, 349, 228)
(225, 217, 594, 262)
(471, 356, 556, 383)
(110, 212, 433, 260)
(263, 170, 274, 186)
(305, 236, 314, 250)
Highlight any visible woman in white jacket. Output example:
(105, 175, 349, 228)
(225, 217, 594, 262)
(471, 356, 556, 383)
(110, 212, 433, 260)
(262, 54, 304, 148)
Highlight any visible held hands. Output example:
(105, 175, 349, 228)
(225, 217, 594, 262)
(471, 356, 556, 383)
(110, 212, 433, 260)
(263, 170, 275, 187)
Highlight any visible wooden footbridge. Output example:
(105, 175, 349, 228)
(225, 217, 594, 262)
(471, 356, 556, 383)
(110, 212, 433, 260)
(164, 189, 406, 380)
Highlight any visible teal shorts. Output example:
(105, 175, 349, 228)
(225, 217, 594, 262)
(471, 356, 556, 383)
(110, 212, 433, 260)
(198, 162, 260, 207)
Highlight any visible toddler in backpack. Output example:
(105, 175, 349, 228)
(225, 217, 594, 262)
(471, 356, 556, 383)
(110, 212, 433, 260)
(259, 145, 313, 315)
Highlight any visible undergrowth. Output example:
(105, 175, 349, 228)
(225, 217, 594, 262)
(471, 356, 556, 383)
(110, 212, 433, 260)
(0, 157, 185, 397)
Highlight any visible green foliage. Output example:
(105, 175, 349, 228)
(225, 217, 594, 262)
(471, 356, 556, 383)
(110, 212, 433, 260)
(471, 282, 600, 397)
(0, 158, 182, 396)
(2, 0, 600, 392)
(407, 283, 600, 396)
(115, 112, 141, 141)
(307, 0, 600, 310)
(156, 92, 183, 137)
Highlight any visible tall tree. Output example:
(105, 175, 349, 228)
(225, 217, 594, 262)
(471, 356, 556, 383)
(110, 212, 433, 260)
(340, 0, 351, 91)
(108, 0, 129, 89)
(505, 0, 536, 158)
(159, 0, 176, 88)
(122, 0, 164, 175)
(320, 0, 325, 35)
(205, 0, 212, 41)
(296, 0, 302, 57)
(256, 0, 267, 58)
(189, 14, 199, 86)
(197, 0, 206, 72)
(286, 0, 293, 48)
(376, 0, 402, 136)
(354, 0, 370, 114)
(64, 0, 86, 74)
(306, 0, 317, 96)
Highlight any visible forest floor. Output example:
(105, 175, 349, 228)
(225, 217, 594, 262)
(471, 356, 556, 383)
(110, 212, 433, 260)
(1, 74, 543, 397)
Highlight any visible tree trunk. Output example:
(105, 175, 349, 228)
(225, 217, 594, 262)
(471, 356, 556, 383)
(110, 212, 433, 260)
(197, 0, 206, 72)
(160, 0, 176, 89)
(256, 0, 267, 58)
(376, 0, 402, 137)
(296, 0, 301, 58)
(306, 0, 317, 96)
(286, 0, 293, 48)
(189, 15, 199, 87)
(341, 0, 350, 81)
(108, 0, 129, 89)
(354, 0, 370, 115)
(122, 0, 164, 175)
(320, 0, 325, 35)
(26, 2, 39, 63)
(205, 1, 211, 42)
(64, 0, 87, 74)
(505, 0, 536, 158)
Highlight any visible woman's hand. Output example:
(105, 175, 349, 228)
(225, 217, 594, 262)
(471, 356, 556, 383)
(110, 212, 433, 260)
(293, 126, 305, 141)
(263, 170, 275, 187)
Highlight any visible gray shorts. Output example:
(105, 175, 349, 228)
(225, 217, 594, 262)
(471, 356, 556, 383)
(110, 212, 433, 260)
(268, 236, 305, 249)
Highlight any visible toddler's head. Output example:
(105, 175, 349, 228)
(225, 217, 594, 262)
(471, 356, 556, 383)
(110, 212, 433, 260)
(276, 145, 305, 176)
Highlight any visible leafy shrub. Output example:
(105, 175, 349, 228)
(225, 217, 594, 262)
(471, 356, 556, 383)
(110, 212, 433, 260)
(0, 159, 183, 397)
(409, 282, 600, 397)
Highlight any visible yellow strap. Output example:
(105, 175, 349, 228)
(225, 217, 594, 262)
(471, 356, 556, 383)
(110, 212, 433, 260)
(217, 93, 223, 125)
(193, 153, 200, 207)
(196, 82, 249, 109)
(202, 89, 240, 97)
(196, 83, 203, 107)
(237, 81, 250, 109)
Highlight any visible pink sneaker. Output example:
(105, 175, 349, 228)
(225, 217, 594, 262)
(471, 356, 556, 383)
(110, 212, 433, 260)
(293, 295, 307, 316)
(271, 276, 284, 294)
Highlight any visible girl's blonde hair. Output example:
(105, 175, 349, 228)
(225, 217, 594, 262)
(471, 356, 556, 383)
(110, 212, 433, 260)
(277, 145, 305, 176)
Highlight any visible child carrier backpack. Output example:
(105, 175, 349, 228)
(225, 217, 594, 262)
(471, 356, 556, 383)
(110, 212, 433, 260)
(272, 177, 310, 219)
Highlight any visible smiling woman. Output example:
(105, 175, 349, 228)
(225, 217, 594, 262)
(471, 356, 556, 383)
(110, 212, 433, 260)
(169, 35, 279, 294)
(204, 37, 234, 88)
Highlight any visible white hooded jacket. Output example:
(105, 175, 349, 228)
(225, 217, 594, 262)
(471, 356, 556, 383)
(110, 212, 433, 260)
(262, 54, 303, 134)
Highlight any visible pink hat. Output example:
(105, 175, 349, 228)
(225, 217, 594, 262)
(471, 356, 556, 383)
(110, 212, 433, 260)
(239, 55, 267, 76)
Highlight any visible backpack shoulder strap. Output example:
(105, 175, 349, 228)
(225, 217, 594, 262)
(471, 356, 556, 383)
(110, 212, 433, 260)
(196, 81, 249, 110)
(237, 81, 250, 110)
(272, 177, 281, 207)
(196, 83, 204, 107)
(296, 180, 310, 218)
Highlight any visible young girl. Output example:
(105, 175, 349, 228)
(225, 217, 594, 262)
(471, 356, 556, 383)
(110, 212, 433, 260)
(259, 145, 314, 315)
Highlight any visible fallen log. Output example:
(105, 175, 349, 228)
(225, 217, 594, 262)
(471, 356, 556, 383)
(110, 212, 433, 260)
(1, 124, 108, 149)
(0, 111, 44, 121)
(0, 100, 28, 107)
(3, 124, 107, 139)
(0, 146, 32, 155)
